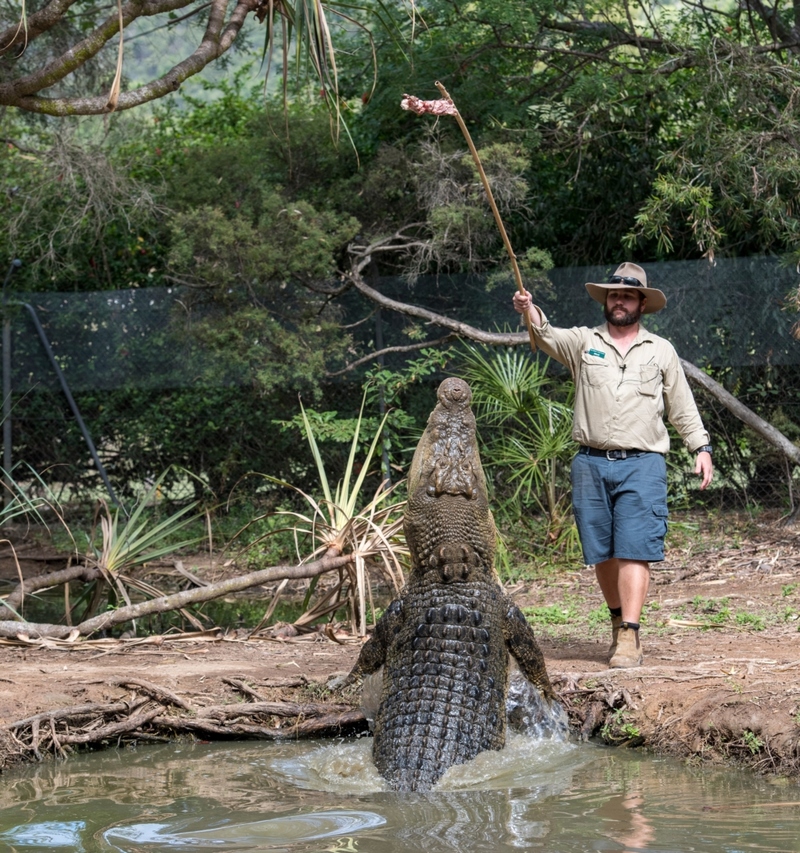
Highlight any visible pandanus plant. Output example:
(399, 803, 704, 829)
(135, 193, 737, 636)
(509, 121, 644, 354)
(77, 472, 206, 632)
(245, 392, 408, 637)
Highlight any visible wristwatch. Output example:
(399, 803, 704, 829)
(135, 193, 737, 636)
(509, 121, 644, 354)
(694, 445, 713, 455)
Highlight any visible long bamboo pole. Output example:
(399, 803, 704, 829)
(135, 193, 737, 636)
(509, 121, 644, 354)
(400, 83, 536, 352)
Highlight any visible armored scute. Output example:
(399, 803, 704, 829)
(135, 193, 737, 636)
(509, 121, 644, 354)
(346, 378, 556, 792)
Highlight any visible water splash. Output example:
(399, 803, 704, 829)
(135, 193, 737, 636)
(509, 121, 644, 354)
(506, 669, 570, 741)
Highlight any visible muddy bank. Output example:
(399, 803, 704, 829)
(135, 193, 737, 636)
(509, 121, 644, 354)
(0, 624, 798, 780)
(1, 514, 799, 779)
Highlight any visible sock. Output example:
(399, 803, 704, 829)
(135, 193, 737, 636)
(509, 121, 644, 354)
(620, 621, 640, 631)
(608, 607, 622, 618)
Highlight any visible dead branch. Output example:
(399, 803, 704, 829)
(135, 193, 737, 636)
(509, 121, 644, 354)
(8, 702, 134, 730)
(0, 564, 102, 620)
(201, 701, 355, 719)
(0, 550, 354, 640)
(680, 359, 800, 467)
(2, 681, 367, 764)
(58, 706, 162, 744)
(327, 334, 457, 376)
(223, 677, 266, 701)
(107, 677, 196, 711)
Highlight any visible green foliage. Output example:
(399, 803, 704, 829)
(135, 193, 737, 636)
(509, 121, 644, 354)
(363, 347, 454, 473)
(333, 0, 800, 267)
(455, 344, 578, 554)
(168, 193, 358, 287)
(0, 115, 165, 291)
(734, 611, 766, 631)
(587, 605, 611, 631)
(600, 709, 642, 744)
(88, 472, 204, 577)
(165, 190, 360, 396)
(741, 730, 764, 754)
(239, 393, 407, 635)
(683, 596, 731, 626)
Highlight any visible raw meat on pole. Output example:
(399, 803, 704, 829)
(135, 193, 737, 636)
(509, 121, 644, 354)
(401, 82, 536, 352)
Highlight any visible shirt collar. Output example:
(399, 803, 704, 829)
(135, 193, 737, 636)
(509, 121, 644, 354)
(594, 322, 653, 349)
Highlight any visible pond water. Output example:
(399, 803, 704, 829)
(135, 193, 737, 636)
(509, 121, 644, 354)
(0, 734, 798, 853)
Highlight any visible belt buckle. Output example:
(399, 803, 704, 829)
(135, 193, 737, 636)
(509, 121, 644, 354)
(607, 449, 626, 460)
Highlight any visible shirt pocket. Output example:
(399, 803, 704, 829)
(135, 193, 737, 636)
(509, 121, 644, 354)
(580, 352, 611, 386)
(636, 364, 661, 397)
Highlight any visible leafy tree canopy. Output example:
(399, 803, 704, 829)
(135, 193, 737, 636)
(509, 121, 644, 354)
(338, 0, 800, 264)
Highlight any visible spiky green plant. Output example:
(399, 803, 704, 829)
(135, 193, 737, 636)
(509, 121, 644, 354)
(457, 345, 578, 553)
(245, 393, 407, 636)
(0, 464, 64, 619)
(82, 471, 206, 627)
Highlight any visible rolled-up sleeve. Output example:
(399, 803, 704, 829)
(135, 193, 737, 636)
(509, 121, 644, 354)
(530, 307, 588, 377)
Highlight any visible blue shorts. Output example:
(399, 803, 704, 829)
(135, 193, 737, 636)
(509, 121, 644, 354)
(570, 450, 668, 565)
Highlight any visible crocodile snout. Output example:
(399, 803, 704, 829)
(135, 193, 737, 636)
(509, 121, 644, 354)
(437, 377, 472, 408)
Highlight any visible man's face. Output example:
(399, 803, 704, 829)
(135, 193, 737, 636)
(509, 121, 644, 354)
(604, 289, 645, 327)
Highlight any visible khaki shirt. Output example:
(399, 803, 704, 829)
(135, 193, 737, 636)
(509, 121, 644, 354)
(532, 308, 710, 454)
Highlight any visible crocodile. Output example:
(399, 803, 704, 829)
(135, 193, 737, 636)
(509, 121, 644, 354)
(346, 377, 557, 792)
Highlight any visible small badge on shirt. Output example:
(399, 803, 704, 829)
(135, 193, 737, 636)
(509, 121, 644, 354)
(587, 348, 606, 358)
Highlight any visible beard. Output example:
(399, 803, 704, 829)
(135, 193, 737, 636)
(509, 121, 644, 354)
(604, 302, 643, 327)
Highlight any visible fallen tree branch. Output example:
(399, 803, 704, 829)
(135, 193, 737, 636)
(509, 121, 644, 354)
(58, 706, 162, 745)
(2, 682, 368, 765)
(107, 677, 196, 711)
(8, 702, 134, 730)
(0, 564, 102, 620)
(0, 550, 354, 640)
(223, 677, 266, 701)
(679, 359, 800, 466)
(201, 700, 355, 719)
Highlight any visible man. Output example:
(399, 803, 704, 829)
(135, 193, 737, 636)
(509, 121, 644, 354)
(512, 262, 713, 668)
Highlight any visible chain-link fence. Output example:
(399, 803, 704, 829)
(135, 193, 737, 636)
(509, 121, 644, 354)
(2, 256, 799, 512)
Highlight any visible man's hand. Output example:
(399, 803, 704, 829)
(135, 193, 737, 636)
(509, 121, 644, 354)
(695, 451, 713, 490)
(512, 289, 531, 313)
(512, 289, 543, 325)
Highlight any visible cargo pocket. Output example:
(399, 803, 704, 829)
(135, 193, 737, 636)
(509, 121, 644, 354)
(651, 503, 669, 549)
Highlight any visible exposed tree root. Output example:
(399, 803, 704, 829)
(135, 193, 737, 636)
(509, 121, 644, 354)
(1, 678, 369, 766)
(553, 673, 639, 742)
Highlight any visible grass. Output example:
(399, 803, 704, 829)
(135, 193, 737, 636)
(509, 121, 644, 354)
(522, 603, 577, 627)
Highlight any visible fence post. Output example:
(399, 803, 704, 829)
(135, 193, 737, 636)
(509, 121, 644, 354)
(2, 259, 21, 506)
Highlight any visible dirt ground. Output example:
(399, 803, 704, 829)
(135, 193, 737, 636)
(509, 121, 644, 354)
(1, 511, 800, 780)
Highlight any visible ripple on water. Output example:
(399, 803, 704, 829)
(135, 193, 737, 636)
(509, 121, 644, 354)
(103, 808, 386, 849)
(1, 737, 798, 853)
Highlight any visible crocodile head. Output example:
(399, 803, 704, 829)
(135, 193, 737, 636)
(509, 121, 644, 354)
(405, 378, 497, 581)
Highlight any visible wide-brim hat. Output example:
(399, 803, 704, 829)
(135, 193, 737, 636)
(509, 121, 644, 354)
(585, 262, 666, 314)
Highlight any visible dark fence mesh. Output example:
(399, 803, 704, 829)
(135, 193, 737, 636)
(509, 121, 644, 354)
(2, 257, 799, 512)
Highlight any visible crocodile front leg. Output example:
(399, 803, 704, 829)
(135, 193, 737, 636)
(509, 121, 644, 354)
(503, 604, 556, 703)
(344, 598, 405, 685)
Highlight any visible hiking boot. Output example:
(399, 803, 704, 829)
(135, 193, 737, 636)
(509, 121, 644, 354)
(609, 624, 643, 668)
(607, 613, 623, 662)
